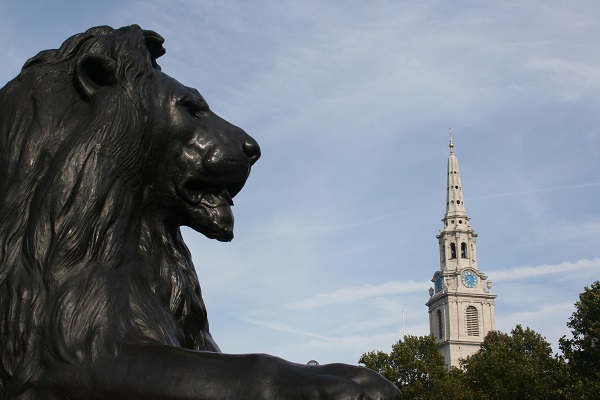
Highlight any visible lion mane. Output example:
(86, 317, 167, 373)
(0, 25, 224, 397)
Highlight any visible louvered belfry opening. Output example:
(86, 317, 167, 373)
(466, 306, 479, 336)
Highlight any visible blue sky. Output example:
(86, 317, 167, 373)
(1, 0, 599, 365)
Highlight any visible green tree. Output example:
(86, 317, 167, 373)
(359, 335, 468, 400)
(461, 325, 566, 400)
(559, 281, 600, 399)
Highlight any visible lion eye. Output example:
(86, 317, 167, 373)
(182, 100, 209, 119)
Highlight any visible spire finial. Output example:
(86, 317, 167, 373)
(449, 127, 454, 154)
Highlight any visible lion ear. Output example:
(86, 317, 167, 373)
(75, 53, 117, 100)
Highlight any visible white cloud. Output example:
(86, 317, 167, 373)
(282, 280, 429, 310)
(244, 318, 335, 342)
(489, 258, 600, 282)
(499, 302, 574, 330)
(525, 57, 600, 102)
(471, 182, 600, 202)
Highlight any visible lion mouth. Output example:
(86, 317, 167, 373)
(175, 178, 248, 241)
(174, 180, 237, 241)
(180, 180, 234, 207)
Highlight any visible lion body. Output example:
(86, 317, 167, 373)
(0, 26, 224, 398)
(0, 25, 399, 400)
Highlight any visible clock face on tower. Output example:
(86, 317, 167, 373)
(461, 270, 477, 288)
(435, 276, 443, 292)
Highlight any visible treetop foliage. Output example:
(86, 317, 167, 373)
(559, 281, 600, 399)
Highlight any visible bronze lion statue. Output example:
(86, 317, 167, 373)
(0, 25, 400, 399)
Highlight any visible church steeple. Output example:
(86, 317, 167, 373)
(438, 130, 477, 272)
(426, 129, 496, 368)
(445, 128, 468, 222)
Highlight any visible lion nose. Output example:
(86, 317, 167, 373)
(243, 138, 261, 165)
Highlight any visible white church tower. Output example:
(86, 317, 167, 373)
(425, 129, 496, 368)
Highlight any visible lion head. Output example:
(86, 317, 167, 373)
(0, 25, 259, 397)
